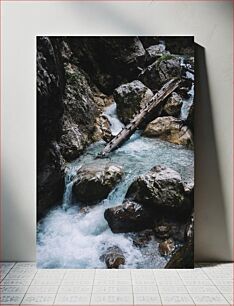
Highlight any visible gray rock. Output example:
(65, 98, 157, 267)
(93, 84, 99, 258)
(159, 238, 175, 256)
(143, 116, 193, 148)
(104, 200, 153, 233)
(125, 165, 193, 219)
(164, 92, 183, 116)
(100, 246, 125, 269)
(146, 44, 169, 63)
(113, 80, 153, 124)
(73, 164, 123, 204)
(154, 223, 172, 239)
(59, 62, 98, 161)
(165, 215, 194, 268)
(139, 55, 181, 90)
(131, 230, 154, 248)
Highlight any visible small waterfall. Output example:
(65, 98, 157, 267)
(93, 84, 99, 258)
(62, 165, 81, 209)
(180, 61, 194, 121)
(103, 103, 125, 136)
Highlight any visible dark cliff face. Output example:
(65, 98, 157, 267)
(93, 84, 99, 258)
(37, 37, 65, 161)
(37, 37, 100, 219)
(67, 37, 146, 94)
(37, 37, 65, 220)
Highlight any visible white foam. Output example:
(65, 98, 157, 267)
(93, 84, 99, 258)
(37, 206, 142, 269)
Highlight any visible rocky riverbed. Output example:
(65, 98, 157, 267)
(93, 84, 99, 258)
(37, 36, 194, 269)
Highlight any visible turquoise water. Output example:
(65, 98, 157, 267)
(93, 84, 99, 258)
(37, 93, 194, 269)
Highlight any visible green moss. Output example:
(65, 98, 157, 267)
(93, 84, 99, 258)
(156, 54, 177, 67)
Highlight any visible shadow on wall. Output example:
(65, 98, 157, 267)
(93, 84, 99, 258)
(194, 43, 231, 262)
(1, 161, 36, 261)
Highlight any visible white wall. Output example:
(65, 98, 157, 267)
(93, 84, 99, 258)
(1, 1, 233, 262)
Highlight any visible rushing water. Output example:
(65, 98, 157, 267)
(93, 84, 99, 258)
(180, 59, 194, 121)
(37, 99, 194, 269)
(37, 57, 194, 269)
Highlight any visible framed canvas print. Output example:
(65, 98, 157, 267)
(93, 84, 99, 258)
(37, 36, 194, 269)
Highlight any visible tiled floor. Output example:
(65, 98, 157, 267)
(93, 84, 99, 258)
(0, 262, 233, 305)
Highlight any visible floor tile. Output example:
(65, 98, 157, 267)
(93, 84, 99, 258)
(190, 293, 229, 305)
(217, 285, 233, 293)
(158, 285, 187, 294)
(58, 285, 92, 294)
(223, 293, 233, 304)
(0, 279, 32, 286)
(62, 278, 93, 285)
(133, 294, 161, 305)
(0, 262, 16, 269)
(31, 278, 62, 286)
(93, 278, 132, 285)
(21, 293, 55, 305)
(133, 285, 158, 294)
(4, 273, 35, 280)
(0, 294, 24, 305)
(63, 274, 93, 281)
(54, 294, 90, 305)
(0, 285, 28, 294)
(181, 279, 213, 286)
(95, 275, 131, 281)
(91, 294, 133, 305)
(132, 279, 157, 285)
(27, 285, 59, 294)
(156, 279, 184, 285)
(160, 294, 194, 305)
(95, 271, 130, 278)
(211, 279, 233, 286)
(186, 285, 219, 293)
(14, 262, 36, 268)
(0, 272, 9, 280)
(92, 285, 132, 294)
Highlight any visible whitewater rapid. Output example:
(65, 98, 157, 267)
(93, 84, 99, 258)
(37, 59, 194, 268)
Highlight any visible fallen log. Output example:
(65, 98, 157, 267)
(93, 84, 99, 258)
(97, 78, 181, 158)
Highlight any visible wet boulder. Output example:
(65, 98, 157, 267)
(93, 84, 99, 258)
(125, 165, 193, 219)
(92, 114, 113, 143)
(146, 44, 169, 64)
(104, 200, 154, 233)
(100, 246, 125, 269)
(163, 92, 183, 116)
(113, 80, 154, 124)
(139, 55, 181, 91)
(154, 223, 172, 240)
(143, 116, 193, 148)
(159, 238, 175, 256)
(73, 164, 123, 204)
(154, 219, 188, 243)
(165, 215, 194, 268)
(131, 230, 154, 248)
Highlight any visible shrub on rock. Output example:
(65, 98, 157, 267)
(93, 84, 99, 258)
(139, 55, 181, 90)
